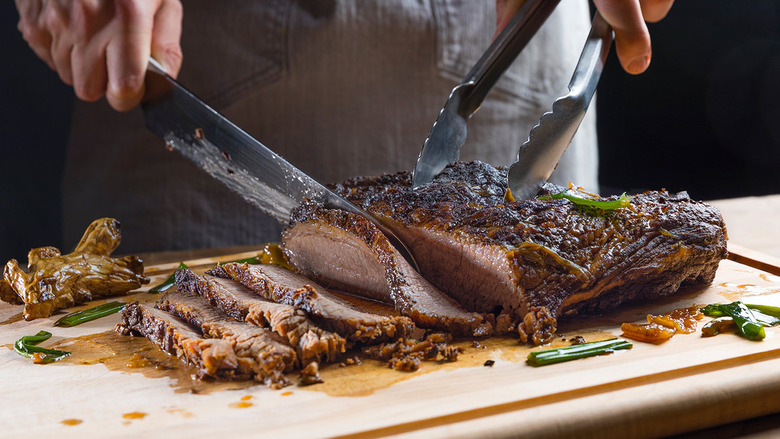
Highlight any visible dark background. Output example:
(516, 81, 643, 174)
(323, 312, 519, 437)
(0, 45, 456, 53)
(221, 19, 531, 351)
(2, 1, 780, 262)
(1, 1, 72, 263)
(597, 1, 780, 199)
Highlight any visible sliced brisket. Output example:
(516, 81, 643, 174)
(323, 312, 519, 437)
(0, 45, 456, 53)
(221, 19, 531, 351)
(327, 161, 728, 345)
(280, 208, 493, 337)
(157, 289, 295, 388)
(209, 263, 414, 344)
(175, 268, 345, 364)
(116, 301, 245, 381)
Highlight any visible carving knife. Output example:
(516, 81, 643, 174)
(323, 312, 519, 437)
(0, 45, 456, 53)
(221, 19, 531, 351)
(507, 13, 613, 200)
(142, 58, 419, 269)
(412, 0, 560, 188)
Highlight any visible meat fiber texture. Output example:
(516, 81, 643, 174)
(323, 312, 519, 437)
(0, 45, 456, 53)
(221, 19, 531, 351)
(281, 206, 494, 337)
(301, 161, 729, 345)
(208, 263, 416, 343)
(117, 302, 246, 382)
(176, 268, 346, 365)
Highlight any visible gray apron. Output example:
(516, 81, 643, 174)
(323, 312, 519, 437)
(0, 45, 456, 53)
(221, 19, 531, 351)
(63, 0, 596, 253)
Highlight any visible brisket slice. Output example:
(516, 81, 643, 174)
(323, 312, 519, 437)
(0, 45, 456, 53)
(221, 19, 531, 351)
(116, 301, 245, 380)
(331, 161, 728, 345)
(280, 208, 493, 337)
(209, 263, 414, 344)
(157, 290, 295, 388)
(175, 268, 345, 364)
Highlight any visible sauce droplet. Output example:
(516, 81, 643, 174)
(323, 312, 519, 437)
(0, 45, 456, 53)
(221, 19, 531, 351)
(122, 412, 147, 420)
(61, 419, 82, 426)
(229, 402, 253, 409)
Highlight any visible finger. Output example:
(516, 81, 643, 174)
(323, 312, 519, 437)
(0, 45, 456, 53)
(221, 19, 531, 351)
(594, 0, 651, 74)
(106, 0, 156, 111)
(151, 0, 183, 78)
(45, 2, 74, 85)
(71, 42, 108, 102)
(639, 0, 674, 23)
(15, 0, 55, 68)
(70, 1, 112, 101)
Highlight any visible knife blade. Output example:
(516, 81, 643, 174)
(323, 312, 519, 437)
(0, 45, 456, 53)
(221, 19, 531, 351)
(142, 58, 418, 269)
(411, 0, 560, 188)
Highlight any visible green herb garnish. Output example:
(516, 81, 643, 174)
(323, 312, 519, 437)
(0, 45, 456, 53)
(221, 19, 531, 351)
(14, 331, 70, 363)
(54, 301, 126, 327)
(539, 190, 633, 213)
(700, 302, 772, 341)
(148, 262, 188, 294)
(526, 338, 633, 367)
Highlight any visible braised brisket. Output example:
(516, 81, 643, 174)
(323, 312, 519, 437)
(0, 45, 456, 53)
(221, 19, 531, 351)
(157, 290, 296, 387)
(281, 207, 494, 337)
(209, 263, 414, 343)
(175, 268, 346, 364)
(116, 301, 245, 381)
(315, 161, 730, 345)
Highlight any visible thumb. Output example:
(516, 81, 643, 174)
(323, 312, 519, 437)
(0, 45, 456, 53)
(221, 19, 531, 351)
(150, 0, 183, 78)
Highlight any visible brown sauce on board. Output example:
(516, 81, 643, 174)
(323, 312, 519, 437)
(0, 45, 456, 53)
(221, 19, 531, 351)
(0, 312, 24, 325)
(122, 412, 147, 420)
(28, 326, 616, 399)
(61, 419, 83, 426)
(50, 331, 256, 394)
(717, 282, 780, 302)
(228, 401, 254, 409)
(305, 329, 617, 398)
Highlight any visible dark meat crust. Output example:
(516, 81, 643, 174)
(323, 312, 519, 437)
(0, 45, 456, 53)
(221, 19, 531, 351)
(332, 161, 728, 344)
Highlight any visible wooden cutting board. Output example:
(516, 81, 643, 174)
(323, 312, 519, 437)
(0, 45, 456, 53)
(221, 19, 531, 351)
(1, 249, 779, 439)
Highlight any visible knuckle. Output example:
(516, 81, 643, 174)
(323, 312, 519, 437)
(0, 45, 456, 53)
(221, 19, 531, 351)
(112, 73, 144, 97)
(70, 0, 105, 42)
(114, 0, 144, 21)
(164, 0, 183, 15)
(161, 43, 183, 63)
(42, 3, 67, 34)
(74, 82, 101, 102)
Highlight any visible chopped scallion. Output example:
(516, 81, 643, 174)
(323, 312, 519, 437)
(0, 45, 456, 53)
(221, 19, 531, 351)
(14, 331, 70, 364)
(526, 338, 632, 367)
(148, 262, 188, 294)
(54, 301, 126, 327)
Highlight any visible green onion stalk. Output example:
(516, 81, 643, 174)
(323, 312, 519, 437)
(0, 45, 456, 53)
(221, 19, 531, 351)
(700, 302, 778, 341)
(14, 331, 70, 364)
(148, 261, 189, 294)
(526, 338, 633, 367)
(538, 190, 633, 214)
(54, 301, 126, 327)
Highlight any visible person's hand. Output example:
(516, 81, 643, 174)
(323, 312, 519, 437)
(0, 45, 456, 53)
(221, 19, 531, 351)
(593, 0, 673, 74)
(15, 0, 183, 111)
(495, 0, 674, 75)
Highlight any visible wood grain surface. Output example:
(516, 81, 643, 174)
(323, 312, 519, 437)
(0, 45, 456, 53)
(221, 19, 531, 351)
(1, 249, 779, 438)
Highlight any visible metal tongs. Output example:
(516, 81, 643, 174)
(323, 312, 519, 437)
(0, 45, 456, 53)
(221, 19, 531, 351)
(412, 0, 561, 188)
(507, 13, 613, 200)
(413, 5, 614, 199)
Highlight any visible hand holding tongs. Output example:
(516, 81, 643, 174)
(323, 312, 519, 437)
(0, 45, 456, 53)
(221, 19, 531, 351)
(412, 0, 561, 188)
